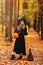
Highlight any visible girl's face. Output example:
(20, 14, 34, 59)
(19, 20, 25, 27)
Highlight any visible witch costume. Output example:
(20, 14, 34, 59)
(10, 18, 28, 60)
(13, 26, 28, 55)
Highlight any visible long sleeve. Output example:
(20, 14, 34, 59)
(24, 27, 28, 35)
(14, 26, 21, 34)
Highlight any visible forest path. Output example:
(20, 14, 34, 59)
(0, 28, 43, 65)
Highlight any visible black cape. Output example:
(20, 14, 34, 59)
(13, 27, 28, 55)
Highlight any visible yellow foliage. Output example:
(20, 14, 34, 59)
(19, 0, 39, 26)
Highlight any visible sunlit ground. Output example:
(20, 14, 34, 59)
(0, 25, 43, 65)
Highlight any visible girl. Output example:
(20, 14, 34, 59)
(10, 19, 28, 60)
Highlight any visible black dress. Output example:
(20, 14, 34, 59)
(13, 27, 28, 55)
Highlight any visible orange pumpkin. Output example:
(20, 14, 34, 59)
(13, 33, 19, 39)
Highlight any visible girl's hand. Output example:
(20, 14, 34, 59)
(26, 25, 29, 33)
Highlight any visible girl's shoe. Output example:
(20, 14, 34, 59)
(10, 55, 15, 60)
(17, 55, 22, 60)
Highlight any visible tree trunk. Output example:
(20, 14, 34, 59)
(41, 14, 43, 40)
(33, 14, 37, 31)
(38, 0, 43, 40)
(5, 0, 13, 41)
(37, 17, 40, 34)
(1, 0, 4, 33)
(13, 0, 17, 32)
(18, 0, 19, 17)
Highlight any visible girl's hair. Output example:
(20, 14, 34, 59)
(18, 18, 27, 25)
